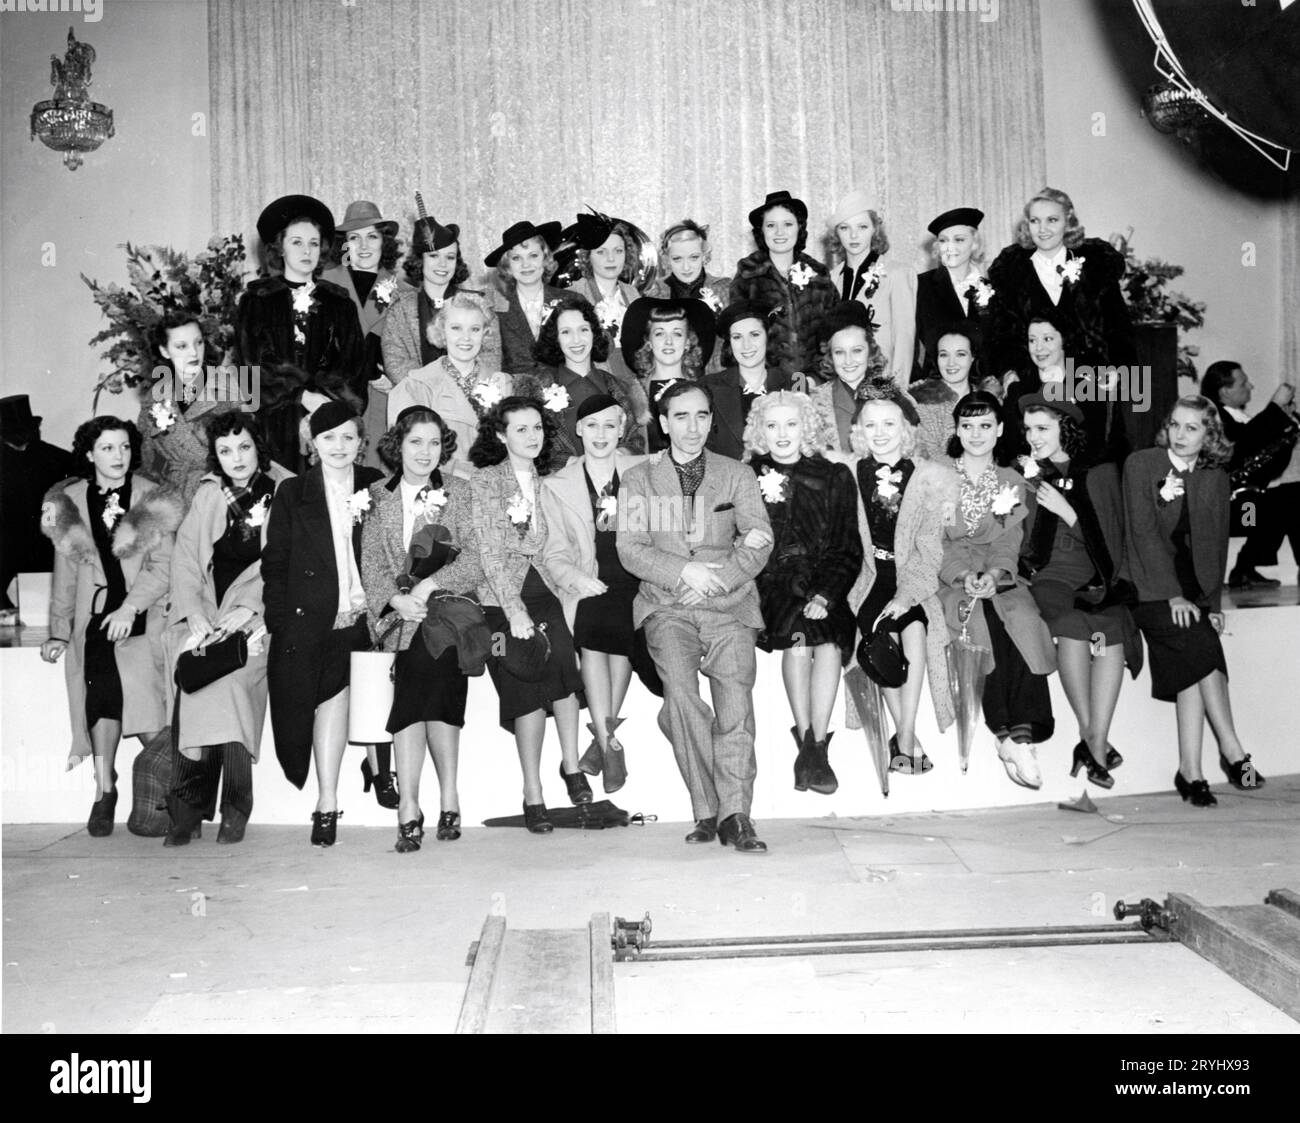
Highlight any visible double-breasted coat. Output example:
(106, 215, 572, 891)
(43, 475, 182, 766)
(261, 463, 384, 788)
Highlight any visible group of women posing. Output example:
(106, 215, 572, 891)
(38, 182, 1266, 849)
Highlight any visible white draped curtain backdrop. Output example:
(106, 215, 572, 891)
(210, 0, 1045, 276)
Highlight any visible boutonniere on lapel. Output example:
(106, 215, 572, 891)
(700, 288, 724, 314)
(506, 490, 533, 538)
(413, 485, 448, 526)
(1057, 257, 1084, 286)
(542, 384, 571, 414)
(372, 275, 399, 311)
(291, 280, 316, 345)
(860, 260, 888, 299)
(149, 401, 178, 432)
(1158, 470, 1185, 506)
(990, 483, 1022, 526)
(101, 491, 125, 532)
(594, 296, 626, 345)
(874, 464, 904, 512)
(964, 277, 995, 309)
(245, 494, 271, 532)
(757, 466, 788, 504)
(787, 261, 814, 291)
(595, 481, 618, 532)
(347, 489, 372, 524)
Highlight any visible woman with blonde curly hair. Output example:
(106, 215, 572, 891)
(987, 187, 1135, 446)
(743, 390, 861, 794)
(387, 290, 527, 476)
(1123, 396, 1266, 807)
(845, 387, 960, 775)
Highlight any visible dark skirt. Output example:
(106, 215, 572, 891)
(573, 589, 637, 656)
(318, 618, 370, 706)
(1132, 601, 1228, 702)
(83, 614, 124, 728)
(855, 562, 928, 638)
(387, 626, 469, 732)
(484, 567, 585, 731)
(1030, 579, 1127, 645)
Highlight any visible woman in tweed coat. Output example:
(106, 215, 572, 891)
(468, 397, 586, 833)
(360, 406, 484, 851)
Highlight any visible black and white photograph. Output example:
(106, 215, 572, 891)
(1, 0, 1297, 1069)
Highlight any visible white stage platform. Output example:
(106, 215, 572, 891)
(4, 597, 1297, 828)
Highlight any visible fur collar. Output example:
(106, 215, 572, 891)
(41, 478, 184, 564)
(246, 274, 351, 303)
(734, 250, 828, 282)
(909, 379, 960, 406)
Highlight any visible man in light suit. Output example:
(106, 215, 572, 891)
(617, 381, 774, 852)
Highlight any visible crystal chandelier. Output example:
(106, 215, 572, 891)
(30, 27, 114, 171)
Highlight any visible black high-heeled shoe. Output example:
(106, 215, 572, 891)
(395, 812, 425, 854)
(559, 762, 593, 805)
(1105, 745, 1124, 770)
(311, 810, 342, 846)
(361, 758, 400, 810)
(87, 769, 119, 837)
(1219, 753, 1266, 791)
(1174, 771, 1217, 807)
(1070, 742, 1114, 789)
(436, 811, 461, 841)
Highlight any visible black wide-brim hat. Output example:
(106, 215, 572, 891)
(484, 220, 562, 268)
(715, 299, 776, 340)
(0, 394, 41, 434)
(817, 300, 878, 345)
(747, 189, 808, 229)
(256, 195, 336, 246)
(927, 207, 985, 237)
(620, 297, 717, 370)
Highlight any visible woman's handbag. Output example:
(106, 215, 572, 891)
(857, 624, 908, 689)
(175, 631, 248, 694)
(347, 617, 403, 745)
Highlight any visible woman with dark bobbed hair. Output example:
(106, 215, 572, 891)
(1123, 396, 1267, 807)
(41, 417, 182, 838)
(138, 309, 239, 508)
(160, 413, 292, 845)
(468, 397, 586, 833)
(532, 291, 647, 458)
(361, 406, 484, 851)
(235, 195, 366, 473)
(729, 190, 838, 383)
(620, 297, 716, 453)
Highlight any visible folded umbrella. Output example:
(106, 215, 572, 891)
(842, 664, 891, 798)
(945, 596, 991, 774)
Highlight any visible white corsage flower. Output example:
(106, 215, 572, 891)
(372, 276, 399, 310)
(101, 491, 125, 531)
(414, 487, 448, 522)
(245, 494, 271, 530)
(347, 489, 372, 524)
(990, 483, 1021, 525)
(594, 296, 626, 342)
(757, 466, 788, 504)
(506, 490, 533, 527)
(787, 262, 814, 290)
(1019, 455, 1041, 480)
(861, 261, 887, 298)
(700, 288, 724, 313)
(598, 493, 618, 524)
(291, 281, 315, 316)
(1059, 258, 1084, 285)
(542, 385, 571, 413)
(1158, 470, 1185, 505)
(473, 381, 504, 411)
(875, 464, 902, 501)
(150, 401, 177, 432)
(969, 278, 995, 308)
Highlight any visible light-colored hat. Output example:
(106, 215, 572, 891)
(829, 189, 875, 228)
(337, 200, 398, 236)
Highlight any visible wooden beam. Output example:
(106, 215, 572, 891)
(1266, 888, 1300, 922)
(456, 914, 507, 1034)
(589, 913, 616, 1035)
(1167, 893, 1300, 1023)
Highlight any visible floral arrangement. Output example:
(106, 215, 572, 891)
(83, 236, 249, 408)
(965, 277, 995, 309)
(245, 495, 271, 534)
(757, 466, 788, 503)
(149, 401, 178, 432)
(542, 384, 571, 413)
(372, 275, 400, 310)
(347, 489, 372, 524)
(990, 483, 1021, 526)
(1058, 258, 1084, 286)
(859, 261, 888, 299)
(874, 464, 904, 512)
(595, 483, 618, 532)
(506, 490, 533, 536)
(787, 262, 814, 290)
(1158, 470, 1186, 506)
(1110, 228, 1206, 380)
(101, 491, 125, 531)
(414, 486, 448, 525)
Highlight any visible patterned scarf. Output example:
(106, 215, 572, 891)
(956, 460, 1000, 537)
(221, 472, 274, 540)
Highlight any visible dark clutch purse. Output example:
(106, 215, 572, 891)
(857, 625, 908, 689)
(176, 631, 248, 694)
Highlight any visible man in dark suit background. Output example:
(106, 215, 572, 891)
(1202, 360, 1298, 589)
(0, 394, 73, 612)
(617, 381, 774, 852)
